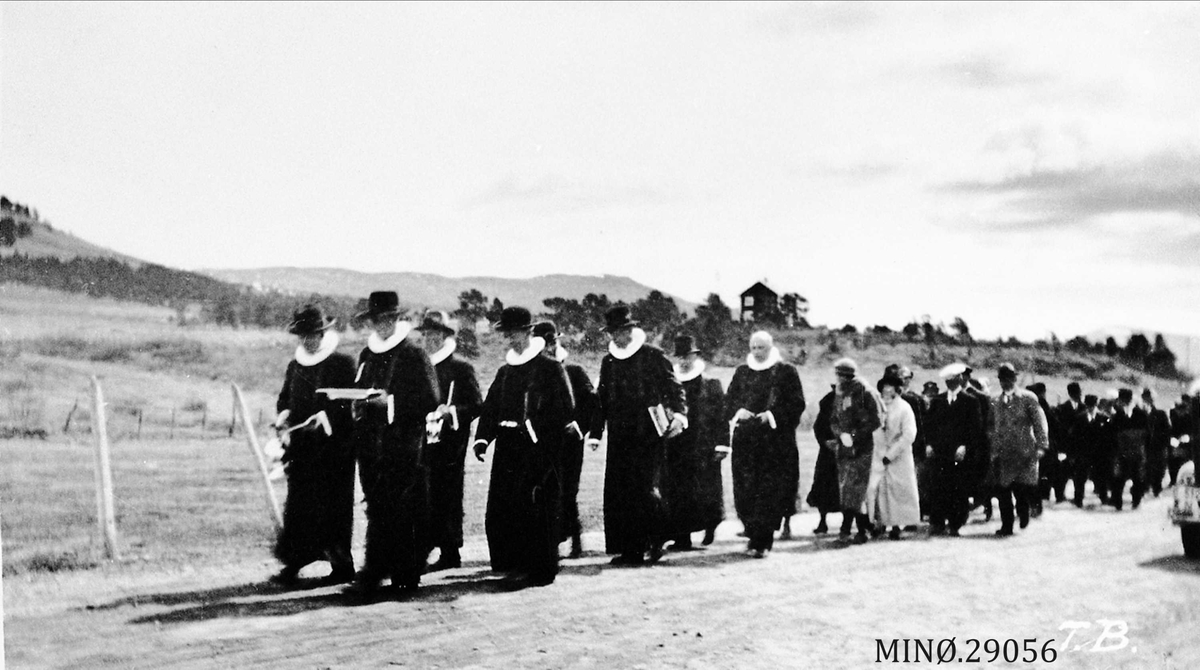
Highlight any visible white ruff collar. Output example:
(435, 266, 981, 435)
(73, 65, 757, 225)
(368, 322, 412, 353)
(295, 330, 339, 367)
(429, 337, 457, 365)
(674, 359, 706, 383)
(608, 327, 647, 360)
(507, 335, 546, 366)
(554, 344, 569, 363)
(746, 346, 782, 371)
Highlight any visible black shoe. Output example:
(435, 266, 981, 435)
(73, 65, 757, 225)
(268, 566, 300, 587)
(322, 566, 356, 585)
(948, 527, 961, 537)
(648, 544, 666, 564)
(852, 531, 869, 545)
(668, 538, 696, 552)
(929, 525, 946, 537)
(903, 525, 918, 532)
(995, 526, 1014, 537)
(428, 554, 462, 573)
(1018, 515, 1029, 529)
(569, 534, 583, 558)
(610, 553, 645, 566)
(702, 527, 716, 546)
(813, 522, 829, 535)
(888, 527, 902, 541)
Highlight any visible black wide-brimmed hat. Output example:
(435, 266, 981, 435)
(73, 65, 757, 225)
(674, 334, 700, 357)
(355, 291, 403, 320)
(602, 305, 638, 332)
(287, 304, 336, 335)
(922, 381, 940, 393)
(997, 362, 1017, 381)
(532, 320, 559, 343)
(494, 306, 533, 333)
(415, 309, 456, 336)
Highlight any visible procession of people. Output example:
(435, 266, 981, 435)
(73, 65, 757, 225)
(268, 297, 1198, 596)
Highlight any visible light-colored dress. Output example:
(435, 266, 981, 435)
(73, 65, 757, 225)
(866, 397, 921, 527)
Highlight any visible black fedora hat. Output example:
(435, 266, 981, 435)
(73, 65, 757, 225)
(356, 291, 402, 320)
(532, 320, 559, 343)
(494, 306, 533, 333)
(602, 305, 638, 332)
(415, 309, 456, 336)
(287, 304, 336, 335)
(674, 334, 700, 357)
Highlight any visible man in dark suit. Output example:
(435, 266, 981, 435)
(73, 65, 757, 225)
(924, 363, 984, 536)
(1169, 395, 1194, 486)
(1071, 395, 1110, 507)
(961, 367, 993, 521)
(1142, 388, 1172, 497)
(1109, 388, 1149, 511)
(1056, 383, 1086, 505)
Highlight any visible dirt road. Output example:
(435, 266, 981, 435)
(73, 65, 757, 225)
(5, 494, 1200, 669)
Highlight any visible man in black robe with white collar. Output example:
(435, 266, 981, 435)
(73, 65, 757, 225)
(533, 320, 597, 559)
(474, 307, 577, 585)
(271, 305, 357, 587)
(586, 306, 687, 566)
(665, 334, 726, 550)
(349, 291, 441, 596)
(416, 310, 482, 572)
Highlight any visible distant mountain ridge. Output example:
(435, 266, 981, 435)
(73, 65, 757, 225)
(201, 267, 699, 315)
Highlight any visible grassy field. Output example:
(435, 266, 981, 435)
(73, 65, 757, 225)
(2, 282, 1193, 577)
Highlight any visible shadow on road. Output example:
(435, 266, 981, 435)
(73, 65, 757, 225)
(124, 570, 556, 626)
(1138, 554, 1200, 575)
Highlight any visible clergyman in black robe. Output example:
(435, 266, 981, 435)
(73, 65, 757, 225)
(350, 292, 441, 595)
(586, 306, 687, 566)
(416, 310, 483, 572)
(664, 335, 726, 550)
(271, 305, 357, 586)
(474, 308, 577, 585)
(725, 331, 806, 557)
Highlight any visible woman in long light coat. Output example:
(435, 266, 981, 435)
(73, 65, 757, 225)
(866, 374, 921, 540)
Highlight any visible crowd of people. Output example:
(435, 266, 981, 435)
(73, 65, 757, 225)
(266, 295, 1198, 596)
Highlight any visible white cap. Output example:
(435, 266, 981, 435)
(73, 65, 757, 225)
(939, 362, 968, 379)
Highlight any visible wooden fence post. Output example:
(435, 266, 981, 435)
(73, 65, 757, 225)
(90, 377, 119, 560)
(231, 383, 283, 531)
(63, 399, 78, 434)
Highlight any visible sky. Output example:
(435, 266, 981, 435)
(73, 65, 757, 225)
(2, 1, 1198, 341)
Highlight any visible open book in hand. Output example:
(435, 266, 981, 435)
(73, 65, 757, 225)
(318, 388, 385, 401)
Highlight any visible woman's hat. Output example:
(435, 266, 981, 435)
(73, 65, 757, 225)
(287, 304, 336, 335)
(356, 291, 402, 320)
(415, 309, 456, 336)
(877, 374, 904, 393)
(494, 306, 533, 332)
(674, 334, 700, 357)
(833, 358, 858, 376)
(532, 320, 559, 343)
(602, 305, 639, 332)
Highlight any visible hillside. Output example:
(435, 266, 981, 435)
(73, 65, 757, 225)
(0, 217, 142, 266)
(202, 267, 699, 314)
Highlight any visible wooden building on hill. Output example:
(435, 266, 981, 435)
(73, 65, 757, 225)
(739, 280, 809, 327)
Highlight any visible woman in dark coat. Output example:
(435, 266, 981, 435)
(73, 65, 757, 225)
(805, 384, 841, 534)
(350, 292, 441, 595)
(665, 335, 726, 550)
(271, 305, 357, 586)
(586, 306, 687, 566)
(474, 308, 577, 585)
(725, 331, 806, 558)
